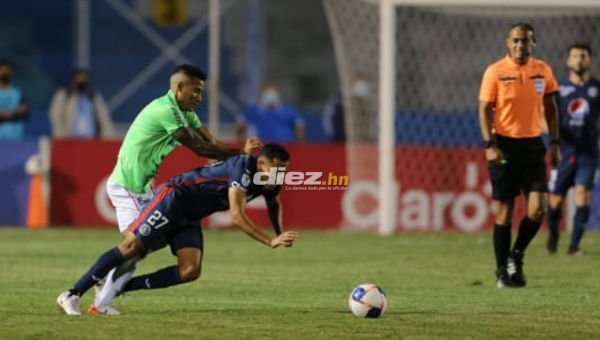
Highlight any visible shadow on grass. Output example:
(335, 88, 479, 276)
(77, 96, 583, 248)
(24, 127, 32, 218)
(128, 308, 443, 317)
(330, 309, 441, 316)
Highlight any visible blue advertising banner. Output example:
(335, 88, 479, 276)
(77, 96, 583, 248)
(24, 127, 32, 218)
(588, 179, 600, 231)
(0, 140, 39, 226)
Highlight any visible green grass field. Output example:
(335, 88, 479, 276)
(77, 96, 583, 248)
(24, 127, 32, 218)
(1, 228, 599, 340)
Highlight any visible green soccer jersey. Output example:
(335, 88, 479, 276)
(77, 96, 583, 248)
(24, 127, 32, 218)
(109, 90, 202, 193)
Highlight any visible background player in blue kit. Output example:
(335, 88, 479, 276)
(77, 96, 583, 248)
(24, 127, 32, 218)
(547, 43, 600, 255)
(57, 144, 298, 315)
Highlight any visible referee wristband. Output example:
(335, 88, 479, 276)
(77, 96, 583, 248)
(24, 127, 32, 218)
(483, 140, 495, 149)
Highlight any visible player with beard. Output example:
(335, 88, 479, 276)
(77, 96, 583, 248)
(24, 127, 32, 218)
(546, 43, 600, 256)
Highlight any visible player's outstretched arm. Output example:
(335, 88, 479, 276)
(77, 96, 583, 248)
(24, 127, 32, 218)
(198, 127, 262, 156)
(228, 187, 298, 248)
(265, 195, 283, 236)
(173, 127, 261, 160)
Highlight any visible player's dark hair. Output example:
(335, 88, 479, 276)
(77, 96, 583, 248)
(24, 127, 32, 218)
(509, 22, 536, 42)
(260, 144, 290, 162)
(568, 43, 592, 56)
(173, 64, 206, 81)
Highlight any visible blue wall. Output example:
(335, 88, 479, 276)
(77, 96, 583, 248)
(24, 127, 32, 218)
(0, 140, 39, 226)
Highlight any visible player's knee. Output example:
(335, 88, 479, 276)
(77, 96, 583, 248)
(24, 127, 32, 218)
(528, 207, 546, 222)
(574, 187, 591, 206)
(179, 264, 201, 282)
(494, 201, 514, 225)
(495, 209, 513, 225)
(550, 196, 564, 209)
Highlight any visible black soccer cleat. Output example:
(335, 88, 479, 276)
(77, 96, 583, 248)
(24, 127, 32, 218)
(507, 251, 526, 287)
(495, 267, 514, 289)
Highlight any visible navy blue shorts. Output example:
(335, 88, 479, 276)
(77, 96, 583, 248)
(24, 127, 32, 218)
(165, 222, 204, 255)
(129, 187, 204, 255)
(550, 153, 598, 195)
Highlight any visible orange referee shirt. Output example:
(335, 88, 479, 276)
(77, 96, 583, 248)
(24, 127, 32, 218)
(479, 55, 558, 138)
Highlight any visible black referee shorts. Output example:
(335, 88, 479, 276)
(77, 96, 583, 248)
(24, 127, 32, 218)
(488, 135, 548, 201)
(488, 159, 547, 201)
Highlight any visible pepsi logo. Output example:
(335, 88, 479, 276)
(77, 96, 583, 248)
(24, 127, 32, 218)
(567, 98, 590, 120)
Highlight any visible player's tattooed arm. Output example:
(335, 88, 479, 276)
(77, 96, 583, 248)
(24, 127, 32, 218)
(197, 127, 228, 148)
(173, 126, 231, 159)
(265, 195, 283, 236)
(197, 127, 263, 157)
(174, 127, 259, 160)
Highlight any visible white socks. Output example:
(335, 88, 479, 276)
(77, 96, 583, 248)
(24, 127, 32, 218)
(94, 256, 139, 307)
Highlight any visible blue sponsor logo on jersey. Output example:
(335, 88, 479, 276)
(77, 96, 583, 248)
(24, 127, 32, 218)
(567, 98, 590, 121)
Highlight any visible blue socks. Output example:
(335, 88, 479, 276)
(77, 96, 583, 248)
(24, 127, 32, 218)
(123, 266, 182, 292)
(71, 247, 125, 296)
(547, 205, 562, 241)
(570, 206, 589, 250)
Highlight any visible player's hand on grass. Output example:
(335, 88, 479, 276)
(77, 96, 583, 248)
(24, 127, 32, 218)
(550, 144, 561, 168)
(243, 137, 263, 155)
(485, 146, 504, 164)
(269, 231, 298, 248)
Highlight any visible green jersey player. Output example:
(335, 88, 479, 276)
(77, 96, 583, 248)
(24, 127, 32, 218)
(77, 64, 261, 315)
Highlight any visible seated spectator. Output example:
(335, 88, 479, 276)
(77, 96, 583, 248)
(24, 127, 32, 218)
(0, 60, 29, 139)
(236, 83, 304, 143)
(49, 69, 115, 139)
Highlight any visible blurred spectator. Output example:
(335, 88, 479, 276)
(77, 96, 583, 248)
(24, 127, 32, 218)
(322, 77, 373, 143)
(0, 60, 29, 139)
(236, 83, 305, 143)
(49, 69, 115, 139)
(322, 92, 346, 142)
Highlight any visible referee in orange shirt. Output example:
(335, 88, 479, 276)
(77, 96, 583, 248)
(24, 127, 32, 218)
(479, 23, 561, 289)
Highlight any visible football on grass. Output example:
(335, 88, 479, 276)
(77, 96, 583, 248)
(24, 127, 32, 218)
(348, 283, 387, 318)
